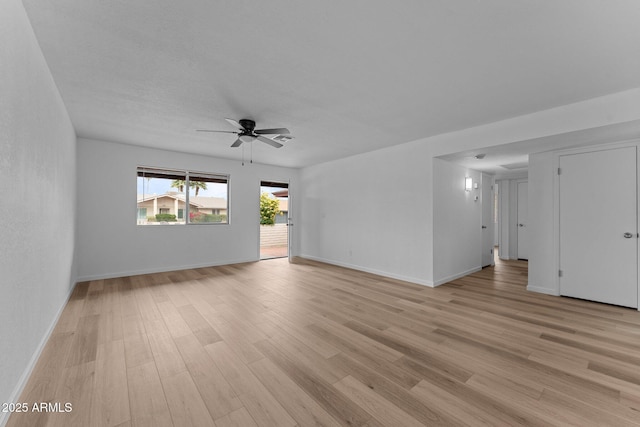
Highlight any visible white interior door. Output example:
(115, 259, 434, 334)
(517, 181, 528, 260)
(559, 146, 638, 308)
(481, 173, 494, 267)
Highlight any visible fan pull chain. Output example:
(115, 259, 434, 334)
(251, 141, 253, 164)
(242, 144, 245, 166)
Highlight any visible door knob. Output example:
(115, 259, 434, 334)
(518, 224, 525, 227)
(482, 225, 487, 229)
(623, 232, 634, 238)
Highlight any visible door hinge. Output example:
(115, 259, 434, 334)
(557, 168, 561, 175)
(559, 270, 563, 277)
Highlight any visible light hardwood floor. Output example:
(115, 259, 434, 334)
(7, 257, 640, 426)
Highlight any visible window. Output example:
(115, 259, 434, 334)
(137, 167, 229, 226)
(137, 208, 147, 224)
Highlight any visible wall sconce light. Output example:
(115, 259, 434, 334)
(465, 177, 473, 192)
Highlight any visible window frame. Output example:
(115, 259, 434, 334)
(136, 166, 230, 226)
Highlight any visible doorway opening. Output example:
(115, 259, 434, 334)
(481, 173, 495, 268)
(260, 181, 289, 260)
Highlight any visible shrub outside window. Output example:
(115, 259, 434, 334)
(136, 167, 229, 225)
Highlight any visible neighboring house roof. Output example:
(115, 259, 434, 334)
(137, 193, 227, 209)
(137, 193, 189, 204)
(174, 194, 227, 209)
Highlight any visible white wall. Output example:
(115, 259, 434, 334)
(298, 90, 640, 289)
(76, 139, 299, 280)
(299, 140, 434, 286)
(0, 1, 77, 423)
(433, 159, 482, 285)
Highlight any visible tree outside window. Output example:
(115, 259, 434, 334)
(260, 192, 280, 225)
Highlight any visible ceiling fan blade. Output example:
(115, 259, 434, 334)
(255, 128, 290, 135)
(230, 138, 243, 148)
(196, 129, 238, 134)
(257, 135, 283, 148)
(225, 118, 244, 130)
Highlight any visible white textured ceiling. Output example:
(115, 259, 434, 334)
(22, 0, 640, 168)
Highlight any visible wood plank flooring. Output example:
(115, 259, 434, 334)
(7, 257, 640, 426)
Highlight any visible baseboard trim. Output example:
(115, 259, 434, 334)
(0, 280, 77, 427)
(299, 254, 434, 287)
(433, 267, 482, 287)
(527, 285, 560, 296)
(76, 257, 258, 282)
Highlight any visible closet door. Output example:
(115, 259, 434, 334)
(559, 146, 637, 308)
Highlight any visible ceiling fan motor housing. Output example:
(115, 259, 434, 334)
(239, 119, 256, 132)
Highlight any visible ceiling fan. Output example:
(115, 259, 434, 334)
(197, 118, 292, 148)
